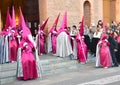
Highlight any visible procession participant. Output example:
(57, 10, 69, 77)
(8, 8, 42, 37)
(76, 17, 88, 63)
(9, 6, 18, 62)
(56, 12, 73, 58)
(0, 8, 11, 63)
(36, 18, 49, 55)
(96, 33, 112, 68)
(17, 36, 38, 80)
(17, 7, 42, 80)
(48, 13, 60, 54)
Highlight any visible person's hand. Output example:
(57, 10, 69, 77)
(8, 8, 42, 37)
(114, 49, 118, 52)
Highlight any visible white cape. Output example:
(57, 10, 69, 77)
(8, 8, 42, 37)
(47, 33, 52, 53)
(56, 32, 73, 57)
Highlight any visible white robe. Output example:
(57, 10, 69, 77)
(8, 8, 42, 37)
(72, 38, 77, 59)
(4, 35, 9, 63)
(95, 42, 101, 67)
(0, 36, 4, 63)
(17, 48, 23, 77)
(56, 32, 73, 57)
(0, 35, 9, 64)
(47, 33, 52, 53)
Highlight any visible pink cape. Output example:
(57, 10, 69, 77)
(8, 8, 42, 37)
(76, 34, 88, 62)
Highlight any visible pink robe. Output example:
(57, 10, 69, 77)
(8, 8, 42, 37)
(76, 34, 88, 62)
(38, 30, 46, 55)
(51, 31, 57, 53)
(18, 41, 38, 80)
(9, 33, 18, 62)
(99, 40, 111, 67)
(117, 36, 120, 44)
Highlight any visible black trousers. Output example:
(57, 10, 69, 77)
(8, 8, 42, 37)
(110, 49, 119, 66)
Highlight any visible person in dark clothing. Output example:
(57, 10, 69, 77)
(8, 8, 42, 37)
(107, 34, 119, 67)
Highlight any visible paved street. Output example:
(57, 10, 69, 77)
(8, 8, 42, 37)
(2, 59, 120, 85)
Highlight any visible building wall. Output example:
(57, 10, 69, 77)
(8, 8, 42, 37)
(116, 0, 120, 23)
(39, 0, 104, 32)
(46, 0, 81, 31)
(1, 0, 120, 32)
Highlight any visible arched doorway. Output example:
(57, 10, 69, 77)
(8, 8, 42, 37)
(0, 0, 39, 36)
(84, 1, 91, 27)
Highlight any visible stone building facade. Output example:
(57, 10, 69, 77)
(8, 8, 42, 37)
(1, 0, 120, 32)
(39, 0, 120, 31)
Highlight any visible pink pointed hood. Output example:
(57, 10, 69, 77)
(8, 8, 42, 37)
(79, 16, 84, 36)
(11, 6, 16, 28)
(39, 17, 49, 31)
(59, 12, 67, 31)
(18, 7, 31, 37)
(49, 13, 60, 33)
(5, 7, 12, 29)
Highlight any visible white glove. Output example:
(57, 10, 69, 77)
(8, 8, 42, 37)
(23, 42, 28, 47)
(53, 31, 57, 34)
(104, 39, 108, 42)
(11, 30, 15, 33)
(17, 35, 21, 38)
(71, 37, 74, 40)
(8, 33, 11, 36)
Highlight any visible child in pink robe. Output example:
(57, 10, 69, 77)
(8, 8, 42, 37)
(76, 34, 88, 63)
(18, 37, 38, 80)
(98, 34, 112, 68)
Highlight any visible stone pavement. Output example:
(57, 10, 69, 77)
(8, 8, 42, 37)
(2, 61, 120, 85)
(0, 52, 94, 85)
(3, 53, 120, 85)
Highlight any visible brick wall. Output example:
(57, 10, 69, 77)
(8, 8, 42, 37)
(46, 0, 81, 31)
(40, 0, 103, 32)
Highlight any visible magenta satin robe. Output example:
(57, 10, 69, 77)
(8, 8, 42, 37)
(38, 31, 46, 55)
(76, 34, 88, 62)
(19, 42, 38, 80)
(9, 33, 18, 62)
(51, 31, 57, 54)
(99, 40, 111, 67)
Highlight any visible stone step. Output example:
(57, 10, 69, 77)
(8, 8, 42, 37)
(0, 76, 16, 85)
(42, 63, 82, 76)
(0, 62, 17, 72)
(42, 60, 78, 71)
(0, 69, 16, 79)
(0, 55, 95, 85)
(40, 57, 71, 65)
(42, 64, 79, 76)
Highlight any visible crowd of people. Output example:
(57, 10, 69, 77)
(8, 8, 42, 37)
(0, 6, 120, 81)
